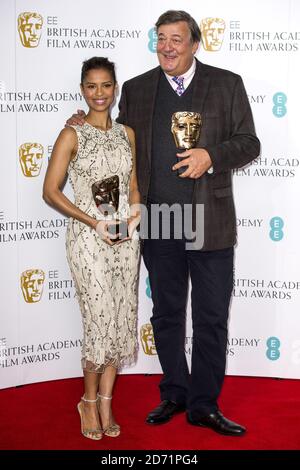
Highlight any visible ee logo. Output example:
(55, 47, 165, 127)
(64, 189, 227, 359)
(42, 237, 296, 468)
(148, 28, 157, 52)
(269, 217, 284, 241)
(146, 277, 152, 298)
(266, 337, 280, 361)
(272, 92, 287, 117)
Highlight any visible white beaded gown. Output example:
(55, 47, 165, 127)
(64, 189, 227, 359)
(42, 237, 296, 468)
(66, 121, 140, 373)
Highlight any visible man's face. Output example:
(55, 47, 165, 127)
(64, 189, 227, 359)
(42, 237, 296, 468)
(201, 19, 225, 51)
(19, 144, 43, 177)
(18, 14, 43, 48)
(156, 21, 199, 76)
(21, 270, 45, 303)
(171, 112, 202, 149)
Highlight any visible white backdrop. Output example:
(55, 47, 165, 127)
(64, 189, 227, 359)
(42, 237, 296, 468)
(1, 0, 300, 389)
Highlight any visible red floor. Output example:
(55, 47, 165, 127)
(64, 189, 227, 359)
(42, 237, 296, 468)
(1, 374, 300, 450)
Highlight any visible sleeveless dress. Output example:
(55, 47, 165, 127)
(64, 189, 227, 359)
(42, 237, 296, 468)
(66, 121, 140, 373)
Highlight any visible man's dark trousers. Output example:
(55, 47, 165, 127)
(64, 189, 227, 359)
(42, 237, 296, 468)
(143, 235, 233, 418)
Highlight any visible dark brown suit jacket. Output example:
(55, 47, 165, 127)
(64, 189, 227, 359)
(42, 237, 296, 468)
(117, 59, 260, 250)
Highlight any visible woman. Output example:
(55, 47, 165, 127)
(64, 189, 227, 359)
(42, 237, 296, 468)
(43, 57, 140, 440)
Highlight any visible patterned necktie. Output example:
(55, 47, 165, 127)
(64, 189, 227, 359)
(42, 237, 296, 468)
(172, 76, 185, 96)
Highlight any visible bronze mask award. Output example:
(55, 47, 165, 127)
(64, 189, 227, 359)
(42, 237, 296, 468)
(171, 111, 202, 175)
(91, 175, 128, 242)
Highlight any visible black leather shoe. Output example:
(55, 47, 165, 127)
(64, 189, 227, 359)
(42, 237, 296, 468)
(187, 410, 246, 436)
(146, 400, 185, 424)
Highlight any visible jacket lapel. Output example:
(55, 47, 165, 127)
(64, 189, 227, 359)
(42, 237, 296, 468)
(142, 67, 161, 165)
(191, 59, 211, 115)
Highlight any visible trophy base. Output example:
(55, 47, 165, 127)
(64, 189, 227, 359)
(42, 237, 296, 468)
(107, 220, 128, 242)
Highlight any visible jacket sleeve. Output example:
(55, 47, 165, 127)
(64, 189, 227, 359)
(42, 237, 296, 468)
(205, 75, 260, 173)
(116, 82, 128, 125)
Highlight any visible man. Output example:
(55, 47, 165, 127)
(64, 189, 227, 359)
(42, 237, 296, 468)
(68, 10, 260, 436)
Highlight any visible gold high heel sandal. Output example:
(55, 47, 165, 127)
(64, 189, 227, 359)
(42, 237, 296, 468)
(77, 396, 103, 440)
(97, 393, 121, 437)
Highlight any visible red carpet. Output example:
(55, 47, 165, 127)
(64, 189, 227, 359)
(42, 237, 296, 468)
(1, 375, 300, 450)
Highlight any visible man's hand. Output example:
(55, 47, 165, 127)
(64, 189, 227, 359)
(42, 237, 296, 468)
(172, 148, 212, 178)
(127, 213, 141, 239)
(65, 109, 86, 127)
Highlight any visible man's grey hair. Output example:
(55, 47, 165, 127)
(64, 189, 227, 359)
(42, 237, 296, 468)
(155, 10, 201, 44)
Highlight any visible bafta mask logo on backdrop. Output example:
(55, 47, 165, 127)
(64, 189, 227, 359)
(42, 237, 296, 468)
(18, 12, 43, 48)
(21, 269, 45, 303)
(19, 143, 44, 177)
(200, 18, 226, 51)
(140, 323, 157, 356)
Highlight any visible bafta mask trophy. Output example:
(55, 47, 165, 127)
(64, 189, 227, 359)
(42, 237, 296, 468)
(91, 175, 128, 242)
(171, 111, 202, 175)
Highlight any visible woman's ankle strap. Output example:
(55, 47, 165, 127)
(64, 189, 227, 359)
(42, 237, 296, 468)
(97, 392, 112, 400)
(81, 395, 98, 403)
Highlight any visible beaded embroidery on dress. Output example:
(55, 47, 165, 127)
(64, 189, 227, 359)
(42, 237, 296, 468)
(66, 121, 139, 372)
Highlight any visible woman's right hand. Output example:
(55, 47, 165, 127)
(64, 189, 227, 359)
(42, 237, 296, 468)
(65, 109, 86, 127)
(95, 220, 121, 246)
